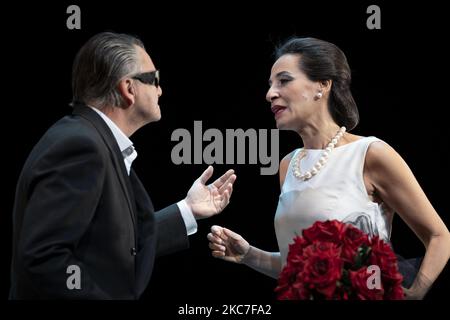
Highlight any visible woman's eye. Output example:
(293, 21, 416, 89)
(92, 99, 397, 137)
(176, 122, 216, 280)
(279, 78, 291, 85)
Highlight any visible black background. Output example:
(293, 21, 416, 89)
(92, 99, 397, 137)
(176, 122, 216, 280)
(2, 0, 449, 315)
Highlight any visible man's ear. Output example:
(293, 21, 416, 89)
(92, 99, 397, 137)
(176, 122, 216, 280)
(117, 78, 136, 108)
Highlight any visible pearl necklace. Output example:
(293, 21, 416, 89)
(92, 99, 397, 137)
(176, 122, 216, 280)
(292, 126, 346, 181)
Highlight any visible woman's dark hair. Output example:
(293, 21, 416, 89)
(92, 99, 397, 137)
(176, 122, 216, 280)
(275, 37, 359, 130)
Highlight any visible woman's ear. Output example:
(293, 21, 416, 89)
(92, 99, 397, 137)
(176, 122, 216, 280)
(117, 78, 136, 108)
(319, 80, 333, 95)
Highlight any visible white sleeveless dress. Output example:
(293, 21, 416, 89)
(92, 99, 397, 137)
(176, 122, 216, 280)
(274, 136, 394, 267)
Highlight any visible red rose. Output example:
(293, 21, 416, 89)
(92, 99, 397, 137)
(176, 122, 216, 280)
(369, 237, 403, 285)
(349, 267, 384, 300)
(384, 283, 404, 300)
(303, 220, 345, 245)
(369, 236, 397, 263)
(275, 238, 307, 299)
(300, 242, 343, 299)
(341, 224, 369, 263)
(276, 220, 405, 300)
(275, 262, 302, 299)
(286, 236, 308, 263)
(290, 279, 311, 300)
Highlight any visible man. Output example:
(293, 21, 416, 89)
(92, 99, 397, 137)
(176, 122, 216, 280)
(9, 32, 236, 299)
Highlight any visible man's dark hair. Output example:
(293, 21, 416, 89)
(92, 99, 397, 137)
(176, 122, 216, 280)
(72, 32, 145, 108)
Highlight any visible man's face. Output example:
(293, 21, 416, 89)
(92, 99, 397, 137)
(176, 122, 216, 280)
(132, 46, 163, 124)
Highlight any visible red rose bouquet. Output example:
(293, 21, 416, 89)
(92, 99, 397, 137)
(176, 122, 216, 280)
(275, 220, 404, 300)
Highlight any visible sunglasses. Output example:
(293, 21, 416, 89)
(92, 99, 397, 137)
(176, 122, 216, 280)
(132, 70, 160, 87)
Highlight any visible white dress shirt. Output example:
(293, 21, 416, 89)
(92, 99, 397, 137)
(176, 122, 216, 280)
(90, 107, 197, 235)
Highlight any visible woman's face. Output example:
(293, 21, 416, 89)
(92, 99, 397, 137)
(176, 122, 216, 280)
(266, 54, 319, 130)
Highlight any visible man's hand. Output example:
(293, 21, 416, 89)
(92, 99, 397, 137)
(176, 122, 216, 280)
(185, 166, 236, 219)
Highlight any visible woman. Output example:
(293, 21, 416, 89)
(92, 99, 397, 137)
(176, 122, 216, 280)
(207, 37, 450, 299)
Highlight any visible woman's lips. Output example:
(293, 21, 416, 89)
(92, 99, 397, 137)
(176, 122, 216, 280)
(271, 105, 287, 118)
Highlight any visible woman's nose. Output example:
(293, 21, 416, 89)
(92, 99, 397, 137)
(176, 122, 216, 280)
(266, 86, 279, 102)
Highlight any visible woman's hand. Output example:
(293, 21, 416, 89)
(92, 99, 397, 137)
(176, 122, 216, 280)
(207, 225, 250, 264)
(402, 272, 433, 300)
(402, 287, 423, 300)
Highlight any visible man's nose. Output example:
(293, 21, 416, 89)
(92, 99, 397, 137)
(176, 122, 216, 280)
(157, 85, 162, 97)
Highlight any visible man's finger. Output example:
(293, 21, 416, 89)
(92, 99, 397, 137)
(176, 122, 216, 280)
(228, 184, 233, 198)
(221, 190, 230, 207)
(218, 175, 236, 194)
(212, 169, 235, 188)
(199, 165, 214, 184)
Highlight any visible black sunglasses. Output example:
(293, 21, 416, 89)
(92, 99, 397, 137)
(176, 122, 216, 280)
(132, 70, 160, 87)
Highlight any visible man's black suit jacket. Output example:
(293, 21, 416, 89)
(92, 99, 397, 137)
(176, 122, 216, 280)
(10, 105, 189, 299)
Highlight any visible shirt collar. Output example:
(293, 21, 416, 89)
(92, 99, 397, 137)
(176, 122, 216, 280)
(89, 106, 135, 156)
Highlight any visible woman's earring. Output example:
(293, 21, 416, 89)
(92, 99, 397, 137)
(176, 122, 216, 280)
(315, 92, 323, 100)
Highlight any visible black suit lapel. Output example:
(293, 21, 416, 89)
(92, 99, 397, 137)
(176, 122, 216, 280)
(72, 104, 138, 235)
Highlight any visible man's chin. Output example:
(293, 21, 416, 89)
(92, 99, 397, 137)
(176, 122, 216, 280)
(149, 109, 162, 122)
